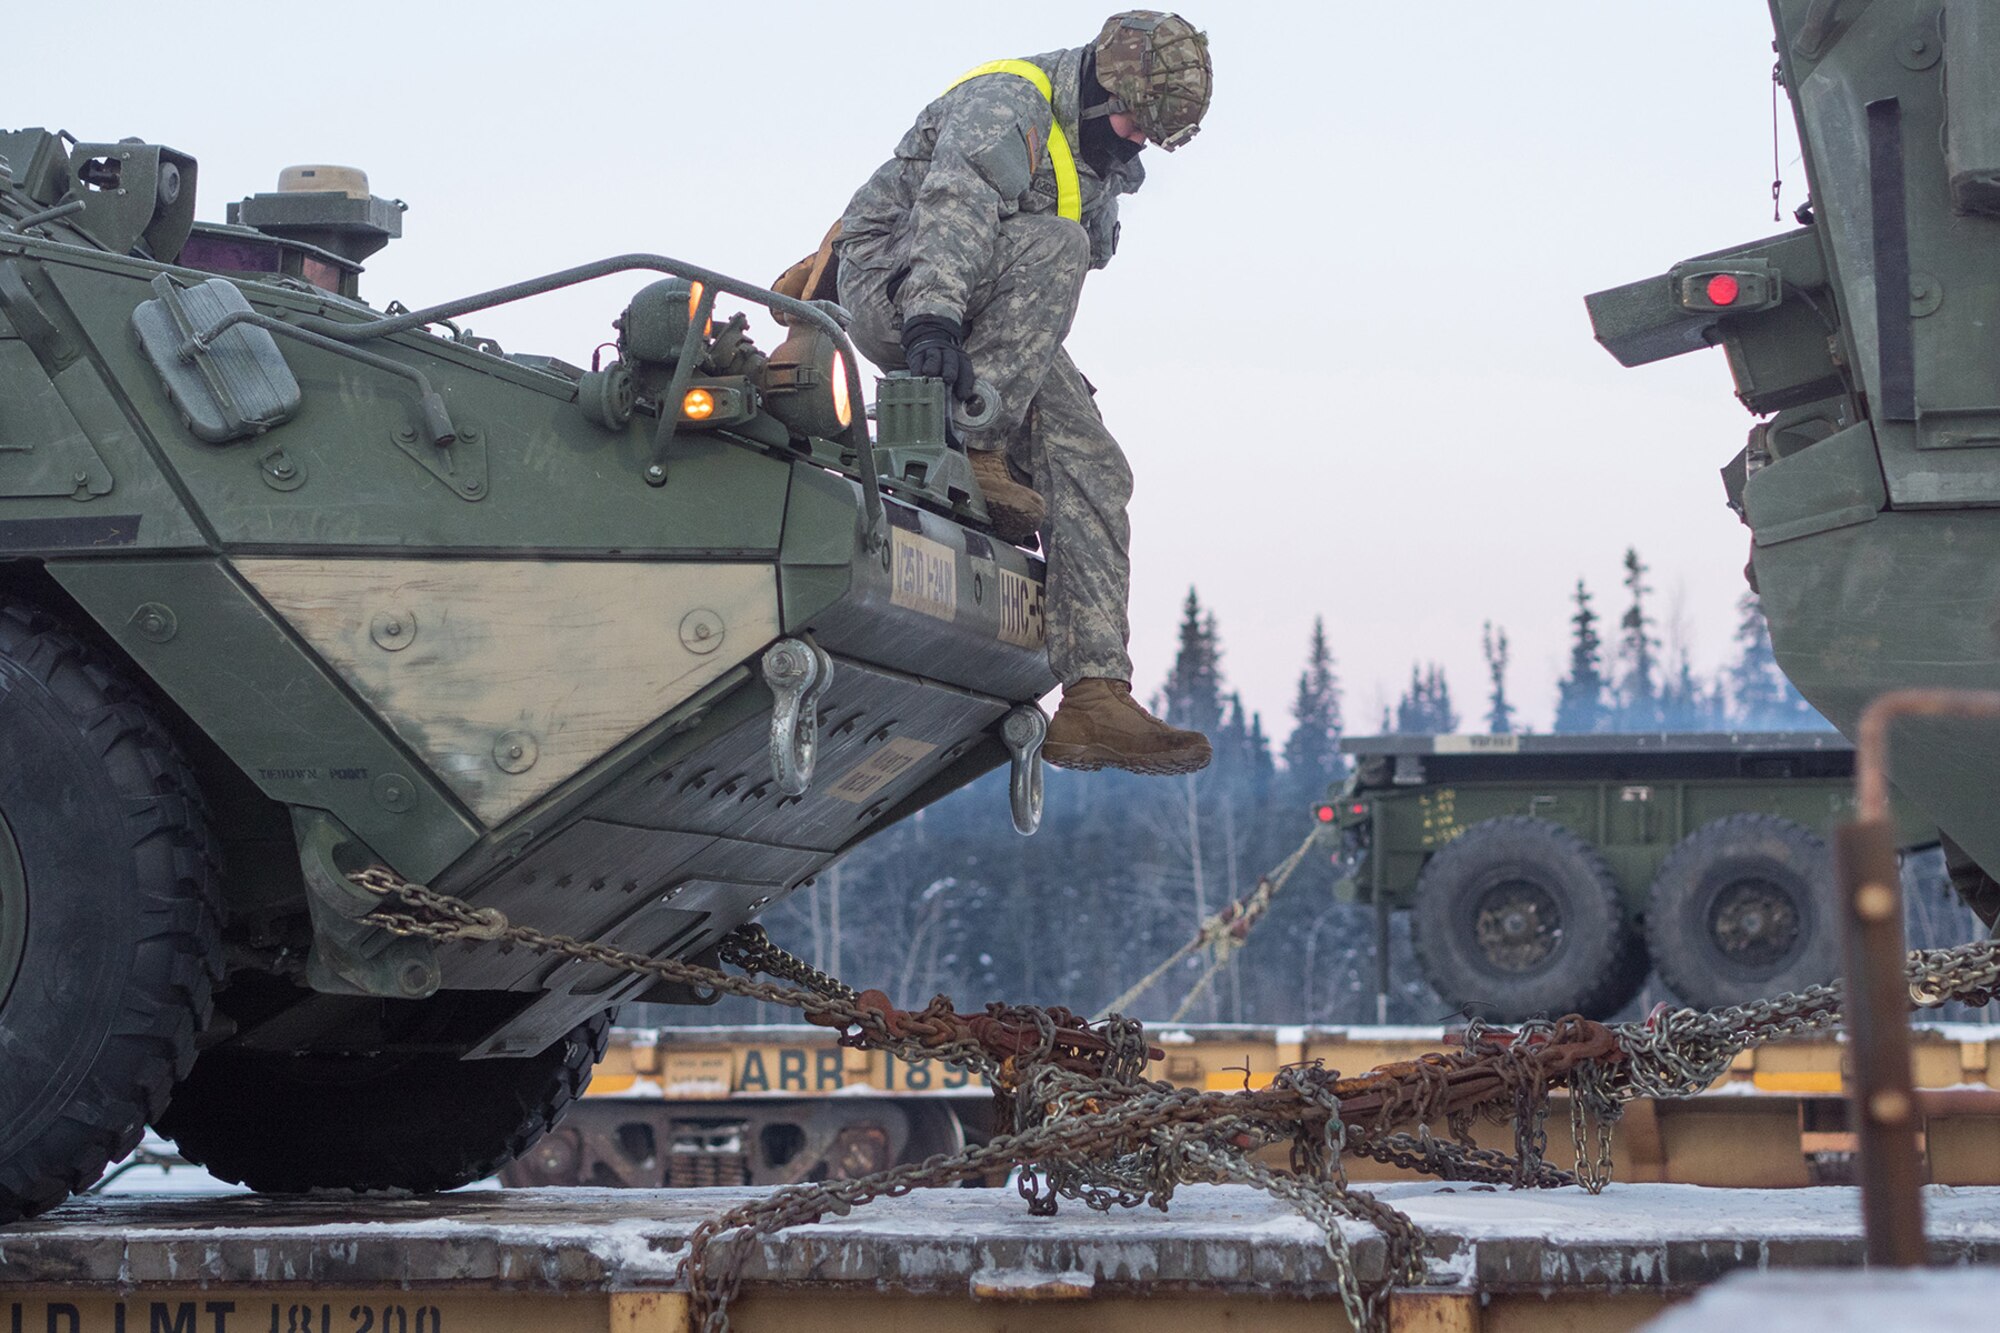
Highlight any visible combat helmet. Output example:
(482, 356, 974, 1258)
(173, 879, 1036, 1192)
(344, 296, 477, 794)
(1091, 10, 1212, 151)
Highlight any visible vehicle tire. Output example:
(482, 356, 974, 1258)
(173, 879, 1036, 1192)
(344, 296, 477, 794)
(1409, 816, 1639, 1022)
(1580, 930, 1653, 1020)
(0, 599, 222, 1223)
(1645, 814, 1835, 1011)
(157, 1010, 613, 1193)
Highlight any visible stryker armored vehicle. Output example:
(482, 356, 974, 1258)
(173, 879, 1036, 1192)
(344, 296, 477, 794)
(0, 127, 1054, 1220)
(1587, 0, 2000, 934)
(1318, 733, 1936, 1021)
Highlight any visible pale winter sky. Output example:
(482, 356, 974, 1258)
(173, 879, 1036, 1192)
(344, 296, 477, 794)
(13, 1, 1796, 739)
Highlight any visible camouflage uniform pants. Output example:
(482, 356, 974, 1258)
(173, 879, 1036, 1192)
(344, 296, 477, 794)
(841, 213, 1135, 686)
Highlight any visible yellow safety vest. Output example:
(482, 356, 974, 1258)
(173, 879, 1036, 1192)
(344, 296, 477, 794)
(944, 60, 1083, 223)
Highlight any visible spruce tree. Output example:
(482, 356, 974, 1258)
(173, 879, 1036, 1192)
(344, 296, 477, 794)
(1555, 579, 1609, 733)
(1618, 548, 1662, 731)
(1729, 592, 1827, 729)
(1215, 690, 1253, 776)
(1283, 617, 1345, 793)
(1426, 664, 1459, 732)
(1395, 663, 1458, 733)
(1728, 591, 1786, 727)
(1163, 587, 1224, 735)
(1483, 621, 1515, 735)
(1395, 666, 1425, 733)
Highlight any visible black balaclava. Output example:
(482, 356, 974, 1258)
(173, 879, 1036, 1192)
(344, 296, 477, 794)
(1079, 51, 1145, 176)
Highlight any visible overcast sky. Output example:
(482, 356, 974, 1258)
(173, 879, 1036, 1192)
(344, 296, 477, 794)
(15, 2, 1799, 739)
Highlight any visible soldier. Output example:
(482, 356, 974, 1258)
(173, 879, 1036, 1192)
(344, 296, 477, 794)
(835, 10, 1215, 776)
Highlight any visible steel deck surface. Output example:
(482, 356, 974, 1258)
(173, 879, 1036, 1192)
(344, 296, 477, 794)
(4, 1183, 1998, 1295)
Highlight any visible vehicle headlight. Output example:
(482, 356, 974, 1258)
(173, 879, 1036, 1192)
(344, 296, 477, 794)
(758, 324, 854, 440)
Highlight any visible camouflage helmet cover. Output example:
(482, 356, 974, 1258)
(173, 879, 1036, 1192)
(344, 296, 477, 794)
(1092, 10, 1212, 151)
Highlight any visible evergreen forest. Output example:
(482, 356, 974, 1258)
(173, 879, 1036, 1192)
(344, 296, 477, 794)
(656, 552, 1995, 1029)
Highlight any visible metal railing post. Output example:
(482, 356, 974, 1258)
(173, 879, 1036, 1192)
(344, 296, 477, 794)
(1844, 688, 2000, 1265)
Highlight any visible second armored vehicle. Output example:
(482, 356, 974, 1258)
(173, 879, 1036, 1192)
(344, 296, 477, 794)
(1588, 0, 2000, 934)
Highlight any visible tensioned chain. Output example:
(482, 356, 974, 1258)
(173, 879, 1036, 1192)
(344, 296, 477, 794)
(718, 924, 856, 1001)
(349, 865, 2000, 1333)
(350, 868, 995, 1079)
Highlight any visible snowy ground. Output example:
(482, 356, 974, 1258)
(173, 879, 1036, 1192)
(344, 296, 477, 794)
(88, 1135, 500, 1197)
(87, 1135, 242, 1197)
(1642, 1267, 2000, 1330)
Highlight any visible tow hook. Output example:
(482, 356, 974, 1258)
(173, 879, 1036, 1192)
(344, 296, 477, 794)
(1001, 705, 1047, 836)
(763, 638, 834, 796)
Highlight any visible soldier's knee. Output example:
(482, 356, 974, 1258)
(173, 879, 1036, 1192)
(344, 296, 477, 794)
(1048, 220, 1090, 282)
(1012, 215, 1091, 284)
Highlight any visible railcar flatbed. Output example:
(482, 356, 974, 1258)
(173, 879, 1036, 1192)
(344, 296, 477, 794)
(5, 1184, 1999, 1332)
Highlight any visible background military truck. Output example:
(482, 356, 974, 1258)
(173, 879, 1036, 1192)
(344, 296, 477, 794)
(0, 126, 1052, 1221)
(1318, 733, 1936, 1021)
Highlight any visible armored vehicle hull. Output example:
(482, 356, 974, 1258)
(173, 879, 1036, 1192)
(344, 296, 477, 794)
(1587, 2, 2000, 930)
(0, 128, 1051, 1218)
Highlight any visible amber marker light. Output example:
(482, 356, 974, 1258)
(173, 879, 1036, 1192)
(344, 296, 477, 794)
(682, 388, 716, 420)
(830, 350, 853, 427)
(687, 281, 713, 337)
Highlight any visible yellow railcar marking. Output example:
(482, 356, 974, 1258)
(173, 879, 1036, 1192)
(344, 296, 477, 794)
(3, 1290, 600, 1332)
(1753, 1071, 1845, 1094)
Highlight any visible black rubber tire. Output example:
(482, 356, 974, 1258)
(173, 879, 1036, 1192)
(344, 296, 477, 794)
(0, 598, 222, 1223)
(1583, 930, 1654, 1020)
(1646, 814, 1835, 1010)
(157, 1010, 613, 1193)
(1409, 816, 1640, 1022)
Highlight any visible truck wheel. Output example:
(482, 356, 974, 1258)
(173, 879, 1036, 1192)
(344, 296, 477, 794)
(1645, 814, 1834, 1010)
(156, 1010, 613, 1193)
(1409, 816, 1637, 1021)
(0, 599, 222, 1223)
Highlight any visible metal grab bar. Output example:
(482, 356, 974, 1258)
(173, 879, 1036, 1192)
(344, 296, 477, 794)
(183, 252, 888, 550)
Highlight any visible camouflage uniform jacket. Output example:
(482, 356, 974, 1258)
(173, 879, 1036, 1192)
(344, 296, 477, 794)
(837, 46, 1145, 326)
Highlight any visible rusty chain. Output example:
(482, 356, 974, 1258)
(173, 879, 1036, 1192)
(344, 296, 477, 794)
(718, 925, 856, 1001)
(349, 865, 2000, 1333)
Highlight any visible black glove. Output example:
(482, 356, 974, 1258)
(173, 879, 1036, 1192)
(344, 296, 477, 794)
(900, 315, 977, 401)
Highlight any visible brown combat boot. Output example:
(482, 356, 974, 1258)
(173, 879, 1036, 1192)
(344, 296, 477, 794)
(1043, 678, 1213, 775)
(967, 448, 1045, 547)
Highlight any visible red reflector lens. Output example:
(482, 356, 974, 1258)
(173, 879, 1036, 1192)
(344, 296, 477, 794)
(1705, 273, 1740, 306)
(1314, 805, 1336, 823)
